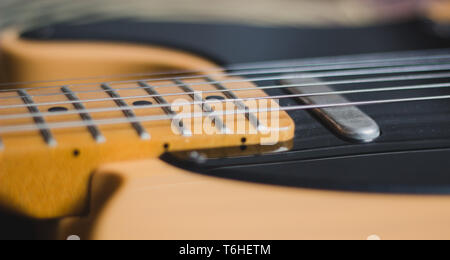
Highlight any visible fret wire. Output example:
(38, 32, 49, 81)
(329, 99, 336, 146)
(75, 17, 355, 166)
(61, 86, 106, 143)
(1, 74, 450, 121)
(174, 79, 231, 134)
(17, 89, 57, 146)
(138, 81, 192, 137)
(205, 77, 265, 132)
(101, 84, 150, 140)
(3, 64, 449, 111)
(2, 93, 450, 135)
(1, 49, 450, 92)
(2, 56, 450, 99)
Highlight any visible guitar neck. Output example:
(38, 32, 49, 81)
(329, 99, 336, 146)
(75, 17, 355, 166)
(0, 31, 295, 219)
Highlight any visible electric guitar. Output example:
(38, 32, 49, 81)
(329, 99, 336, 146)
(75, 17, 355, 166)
(1, 0, 450, 240)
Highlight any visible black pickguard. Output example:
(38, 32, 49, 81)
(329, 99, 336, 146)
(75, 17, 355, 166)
(23, 19, 450, 193)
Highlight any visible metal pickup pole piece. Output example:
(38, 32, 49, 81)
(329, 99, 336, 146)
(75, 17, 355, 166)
(282, 76, 381, 143)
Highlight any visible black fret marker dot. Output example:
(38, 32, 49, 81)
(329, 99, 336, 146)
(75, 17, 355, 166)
(48, 106, 68, 112)
(206, 96, 225, 101)
(133, 100, 153, 106)
(73, 149, 80, 157)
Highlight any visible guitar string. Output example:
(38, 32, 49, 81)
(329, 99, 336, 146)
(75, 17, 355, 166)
(0, 71, 449, 117)
(1, 81, 449, 121)
(1, 64, 450, 110)
(1, 56, 450, 100)
(0, 49, 450, 92)
(0, 49, 450, 133)
(0, 48, 449, 89)
(229, 48, 450, 70)
(1, 93, 450, 134)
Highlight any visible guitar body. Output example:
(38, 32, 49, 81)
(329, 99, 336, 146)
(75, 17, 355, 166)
(2, 19, 450, 239)
(61, 160, 450, 240)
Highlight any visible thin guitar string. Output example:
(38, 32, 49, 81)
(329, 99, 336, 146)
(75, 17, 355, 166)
(1, 93, 450, 134)
(0, 47, 448, 89)
(1, 49, 450, 133)
(228, 48, 450, 70)
(0, 71, 449, 114)
(1, 63, 450, 110)
(1, 55, 450, 100)
(0, 49, 450, 92)
(1, 81, 450, 121)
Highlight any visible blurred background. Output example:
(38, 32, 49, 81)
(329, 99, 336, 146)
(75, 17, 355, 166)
(0, 0, 447, 30)
(0, 0, 450, 240)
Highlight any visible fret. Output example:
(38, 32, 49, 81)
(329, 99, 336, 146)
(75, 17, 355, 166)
(205, 77, 266, 132)
(138, 81, 192, 136)
(174, 79, 231, 134)
(61, 86, 106, 143)
(17, 89, 57, 146)
(101, 84, 151, 140)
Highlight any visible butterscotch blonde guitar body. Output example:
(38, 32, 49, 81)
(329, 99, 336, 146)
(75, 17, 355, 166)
(58, 159, 450, 240)
(1, 31, 450, 240)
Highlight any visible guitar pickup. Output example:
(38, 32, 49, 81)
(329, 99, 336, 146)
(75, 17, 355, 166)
(282, 76, 381, 143)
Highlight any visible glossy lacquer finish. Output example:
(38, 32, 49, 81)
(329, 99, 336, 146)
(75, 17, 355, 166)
(22, 20, 450, 193)
(2, 20, 450, 239)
